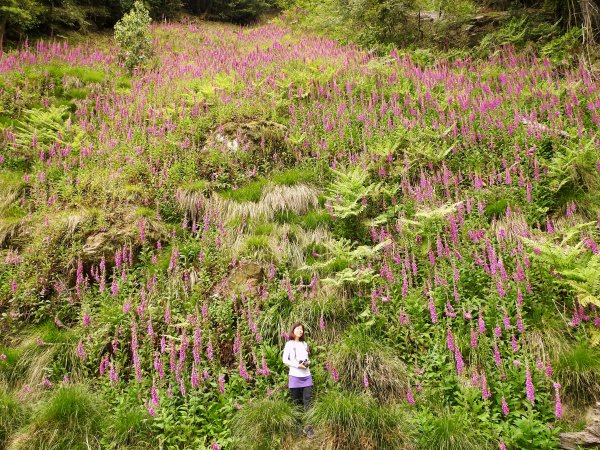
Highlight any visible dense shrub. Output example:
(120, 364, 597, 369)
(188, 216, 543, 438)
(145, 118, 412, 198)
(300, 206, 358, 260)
(114, 1, 153, 73)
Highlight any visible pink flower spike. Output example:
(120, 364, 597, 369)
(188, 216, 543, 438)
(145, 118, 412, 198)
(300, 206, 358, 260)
(501, 396, 509, 416)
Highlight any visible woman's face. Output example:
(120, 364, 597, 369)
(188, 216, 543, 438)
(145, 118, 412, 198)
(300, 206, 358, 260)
(293, 325, 304, 339)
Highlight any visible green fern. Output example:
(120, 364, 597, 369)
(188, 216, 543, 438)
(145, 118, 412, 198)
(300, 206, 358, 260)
(547, 138, 600, 196)
(13, 106, 86, 159)
(521, 234, 600, 307)
(325, 166, 380, 219)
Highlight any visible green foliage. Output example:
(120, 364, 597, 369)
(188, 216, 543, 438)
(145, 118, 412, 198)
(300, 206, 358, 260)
(325, 166, 379, 241)
(114, 1, 153, 74)
(309, 390, 415, 449)
(121, 0, 183, 19)
(0, 0, 44, 47)
(13, 105, 86, 160)
(151, 389, 236, 448)
(502, 409, 560, 449)
(541, 27, 583, 64)
(521, 234, 600, 308)
(546, 138, 600, 206)
(326, 167, 378, 220)
(478, 16, 560, 54)
(230, 397, 299, 450)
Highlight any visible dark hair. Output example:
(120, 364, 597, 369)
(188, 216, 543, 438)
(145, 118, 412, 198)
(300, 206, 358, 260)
(289, 322, 305, 341)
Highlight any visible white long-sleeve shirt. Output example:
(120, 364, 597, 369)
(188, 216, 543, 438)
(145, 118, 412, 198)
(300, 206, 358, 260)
(282, 340, 311, 377)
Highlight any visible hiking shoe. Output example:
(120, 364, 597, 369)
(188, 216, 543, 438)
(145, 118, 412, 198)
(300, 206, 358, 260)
(303, 425, 315, 439)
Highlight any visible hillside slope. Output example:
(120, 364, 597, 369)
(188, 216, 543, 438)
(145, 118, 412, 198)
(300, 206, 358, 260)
(1, 19, 600, 449)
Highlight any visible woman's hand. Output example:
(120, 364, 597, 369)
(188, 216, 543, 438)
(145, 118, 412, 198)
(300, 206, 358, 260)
(298, 363, 306, 369)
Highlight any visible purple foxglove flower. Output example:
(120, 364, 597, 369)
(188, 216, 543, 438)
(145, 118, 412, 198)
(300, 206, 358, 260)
(501, 396, 509, 416)
(525, 366, 535, 403)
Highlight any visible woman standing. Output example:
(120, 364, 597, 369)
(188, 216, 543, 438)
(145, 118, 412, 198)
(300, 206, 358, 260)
(282, 322, 315, 438)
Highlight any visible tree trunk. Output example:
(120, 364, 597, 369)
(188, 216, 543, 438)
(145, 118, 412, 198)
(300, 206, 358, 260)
(0, 17, 6, 52)
(580, 0, 600, 44)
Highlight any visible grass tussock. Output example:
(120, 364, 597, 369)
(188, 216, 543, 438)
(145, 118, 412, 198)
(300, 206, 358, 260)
(331, 326, 409, 403)
(230, 397, 299, 450)
(1, 323, 82, 391)
(309, 390, 415, 450)
(554, 341, 600, 405)
(418, 408, 493, 450)
(179, 182, 320, 224)
(0, 386, 29, 449)
(105, 402, 155, 449)
(8, 384, 106, 450)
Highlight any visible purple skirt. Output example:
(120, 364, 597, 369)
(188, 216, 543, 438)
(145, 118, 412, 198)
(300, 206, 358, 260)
(289, 375, 313, 388)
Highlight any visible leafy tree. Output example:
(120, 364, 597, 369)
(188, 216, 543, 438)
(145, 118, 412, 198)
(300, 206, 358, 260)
(0, 0, 43, 49)
(114, 0, 153, 74)
(336, 0, 418, 45)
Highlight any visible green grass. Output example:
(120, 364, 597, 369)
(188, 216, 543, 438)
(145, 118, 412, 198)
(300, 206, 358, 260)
(220, 179, 267, 203)
(271, 167, 318, 186)
(0, 170, 25, 192)
(182, 179, 208, 193)
(135, 206, 156, 218)
(62, 88, 89, 100)
(105, 402, 154, 448)
(243, 235, 271, 257)
(66, 66, 107, 84)
(301, 210, 332, 230)
(253, 222, 275, 235)
(0, 387, 28, 448)
(0, 347, 22, 385)
(44, 64, 105, 84)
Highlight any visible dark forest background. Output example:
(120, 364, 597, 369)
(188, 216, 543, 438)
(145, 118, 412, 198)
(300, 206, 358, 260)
(2, 0, 600, 52)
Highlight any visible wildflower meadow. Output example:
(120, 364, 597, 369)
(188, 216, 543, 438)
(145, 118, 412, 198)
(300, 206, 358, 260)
(0, 10, 599, 450)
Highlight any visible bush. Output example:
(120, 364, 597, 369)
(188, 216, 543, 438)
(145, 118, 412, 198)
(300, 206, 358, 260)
(230, 397, 299, 450)
(114, 1, 153, 74)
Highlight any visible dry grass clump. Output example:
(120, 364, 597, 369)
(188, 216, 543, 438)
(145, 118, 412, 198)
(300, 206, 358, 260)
(261, 184, 319, 216)
(0, 171, 26, 247)
(229, 222, 333, 267)
(177, 181, 320, 224)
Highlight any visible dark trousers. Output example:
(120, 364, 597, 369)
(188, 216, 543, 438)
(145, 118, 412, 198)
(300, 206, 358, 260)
(289, 385, 312, 412)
